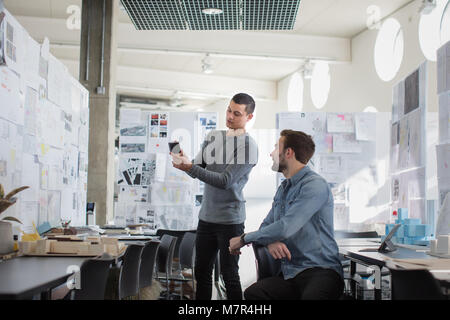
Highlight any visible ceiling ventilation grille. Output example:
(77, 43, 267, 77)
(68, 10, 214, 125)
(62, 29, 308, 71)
(120, 0, 301, 30)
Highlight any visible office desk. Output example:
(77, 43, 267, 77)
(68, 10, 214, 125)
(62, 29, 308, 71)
(0, 256, 87, 300)
(339, 244, 450, 300)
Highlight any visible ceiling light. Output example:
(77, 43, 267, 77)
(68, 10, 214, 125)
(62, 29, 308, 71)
(202, 8, 223, 15)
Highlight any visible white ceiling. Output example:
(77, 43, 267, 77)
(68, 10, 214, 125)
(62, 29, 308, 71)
(3, 0, 415, 109)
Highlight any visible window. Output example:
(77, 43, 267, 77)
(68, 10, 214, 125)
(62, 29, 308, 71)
(418, 0, 450, 61)
(310, 62, 330, 109)
(374, 18, 404, 81)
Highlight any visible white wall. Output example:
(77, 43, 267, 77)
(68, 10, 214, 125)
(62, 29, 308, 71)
(301, 1, 437, 114)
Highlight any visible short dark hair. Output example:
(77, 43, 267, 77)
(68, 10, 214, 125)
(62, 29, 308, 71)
(280, 130, 315, 164)
(232, 93, 255, 114)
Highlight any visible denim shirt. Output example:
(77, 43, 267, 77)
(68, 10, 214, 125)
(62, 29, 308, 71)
(245, 166, 343, 280)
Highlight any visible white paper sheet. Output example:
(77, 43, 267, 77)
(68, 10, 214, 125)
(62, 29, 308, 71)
(0, 66, 22, 125)
(3, 9, 25, 78)
(439, 91, 450, 143)
(155, 153, 167, 181)
(38, 189, 48, 225)
(120, 108, 141, 123)
(23, 34, 40, 91)
(407, 109, 424, 168)
(60, 188, 77, 221)
(47, 54, 70, 109)
(47, 190, 61, 227)
(333, 134, 362, 153)
(318, 155, 342, 173)
(24, 86, 37, 135)
(118, 185, 149, 203)
(436, 143, 450, 180)
(150, 181, 192, 206)
(355, 113, 376, 141)
(21, 153, 40, 202)
(20, 201, 39, 231)
(327, 113, 354, 133)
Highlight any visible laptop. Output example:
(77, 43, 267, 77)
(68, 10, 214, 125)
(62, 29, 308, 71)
(358, 224, 401, 253)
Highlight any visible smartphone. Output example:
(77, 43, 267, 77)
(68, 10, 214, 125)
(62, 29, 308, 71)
(168, 141, 181, 154)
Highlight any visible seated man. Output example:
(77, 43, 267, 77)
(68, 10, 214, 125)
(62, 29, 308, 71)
(229, 130, 344, 300)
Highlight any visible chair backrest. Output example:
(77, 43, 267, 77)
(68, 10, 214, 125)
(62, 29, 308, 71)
(252, 244, 281, 281)
(73, 254, 114, 300)
(390, 268, 445, 300)
(178, 232, 196, 269)
(334, 230, 379, 239)
(119, 244, 144, 299)
(156, 234, 178, 276)
(138, 241, 160, 289)
(156, 229, 195, 260)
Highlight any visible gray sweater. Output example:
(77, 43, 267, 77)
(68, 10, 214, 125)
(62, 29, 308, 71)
(187, 130, 258, 224)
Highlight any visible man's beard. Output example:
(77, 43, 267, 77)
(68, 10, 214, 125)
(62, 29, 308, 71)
(271, 155, 287, 173)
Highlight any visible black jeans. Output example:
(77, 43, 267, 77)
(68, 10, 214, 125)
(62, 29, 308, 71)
(195, 220, 245, 300)
(244, 267, 344, 300)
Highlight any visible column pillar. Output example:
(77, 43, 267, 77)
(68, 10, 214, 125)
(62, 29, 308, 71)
(79, 0, 118, 225)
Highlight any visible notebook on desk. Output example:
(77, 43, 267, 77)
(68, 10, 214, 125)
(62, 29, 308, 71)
(359, 224, 401, 253)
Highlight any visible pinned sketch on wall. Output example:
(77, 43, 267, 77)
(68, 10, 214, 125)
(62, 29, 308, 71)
(150, 181, 193, 206)
(278, 111, 379, 229)
(120, 108, 141, 123)
(198, 113, 217, 142)
(327, 113, 354, 133)
(0, 12, 5, 65)
(404, 69, 420, 115)
(0, 9, 90, 229)
(355, 113, 376, 141)
(436, 143, 450, 181)
(390, 62, 427, 224)
(120, 143, 145, 153)
(439, 91, 450, 143)
(1, 10, 25, 77)
(333, 134, 361, 153)
(117, 155, 156, 186)
(407, 108, 423, 168)
(149, 112, 169, 138)
(437, 40, 450, 95)
(119, 185, 149, 203)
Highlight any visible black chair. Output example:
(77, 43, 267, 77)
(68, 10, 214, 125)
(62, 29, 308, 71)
(71, 253, 115, 300)
(156, 229, 195, 266)
(252, 244, 281, 281)
(118, 244, 144, 299)
(156, 234, 178, 299)
(390, 268, 445, 300)
(166, 232, 197, 299)
(138, 241, 160, 298)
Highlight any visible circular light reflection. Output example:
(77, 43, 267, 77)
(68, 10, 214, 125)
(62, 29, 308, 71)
(310, 62, 330, 109)
(287, 72, 304, 112)
(374, 18, 404, 81)
(418, 0, 450, 61)
(363, 106, 378, 112)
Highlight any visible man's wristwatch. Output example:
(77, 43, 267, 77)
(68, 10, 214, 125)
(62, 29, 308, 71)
(240, 233, 247, 246)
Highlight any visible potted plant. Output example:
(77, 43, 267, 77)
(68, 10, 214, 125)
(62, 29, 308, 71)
(0, 184, 29, 255)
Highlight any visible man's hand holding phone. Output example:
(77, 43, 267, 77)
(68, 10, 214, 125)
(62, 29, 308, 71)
(169, 141, 192, 171)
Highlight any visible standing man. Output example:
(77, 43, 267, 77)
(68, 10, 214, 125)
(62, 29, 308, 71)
(229, 130, 344, 300)
(171, 93, 258, 300)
